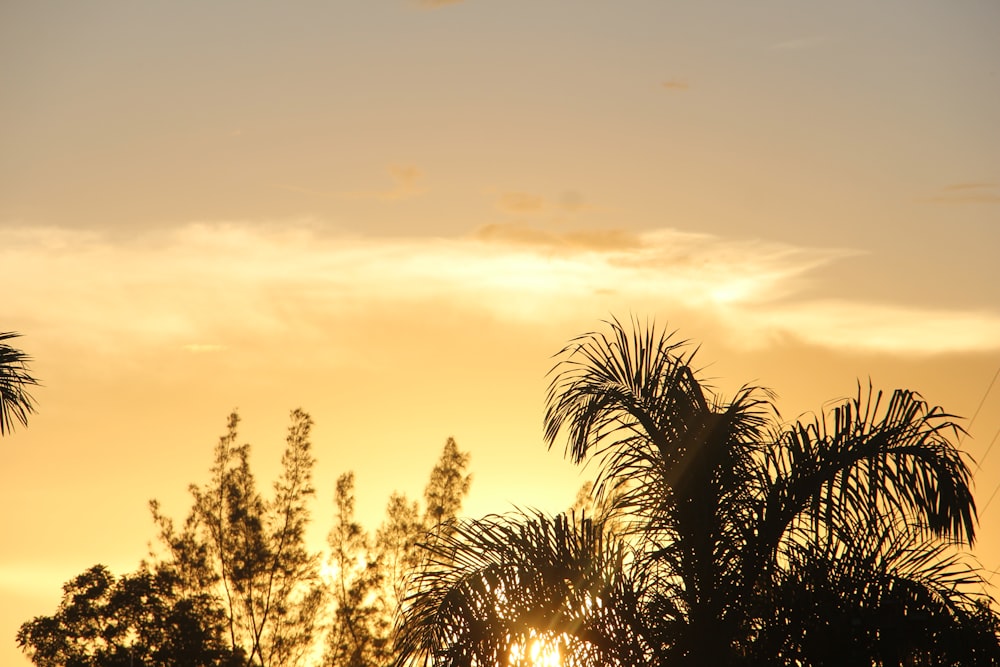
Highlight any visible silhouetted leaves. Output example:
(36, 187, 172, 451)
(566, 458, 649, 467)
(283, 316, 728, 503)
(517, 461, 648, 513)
(17, 564, 244, 667)
(0, 331, 39, 436)
(327, 437, 473, 667)
(151, 410, 324, 667)
(397, 318, 1000, 667)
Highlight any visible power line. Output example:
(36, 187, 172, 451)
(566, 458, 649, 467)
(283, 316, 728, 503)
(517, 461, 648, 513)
(980, 477, 1000, 516)
(975, 425, 1000, 474)
(963, 365, 1000, 448)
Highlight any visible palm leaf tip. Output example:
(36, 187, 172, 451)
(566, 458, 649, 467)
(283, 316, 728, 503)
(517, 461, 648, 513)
(0, 331, 40, 436)
(543, 318, 693, 464)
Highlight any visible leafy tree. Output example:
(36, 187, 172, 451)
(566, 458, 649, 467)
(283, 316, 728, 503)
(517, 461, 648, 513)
(422, 437, 471, 530)
(152, 409, 324, 667)
(569, 481, 596, 516)
(374, 492, 423, 622)
(17, 564, 243, 667)
(325, 472, 390, 667)
(395, 319, 1000, 667)
(0, 331, 39, 436)
(326, 438, 473, 667)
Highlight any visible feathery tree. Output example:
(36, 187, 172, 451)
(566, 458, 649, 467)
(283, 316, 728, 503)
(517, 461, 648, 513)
(328, 437, 472, 667)
(423, 437, 472, 530)
(152, 409, 324, 667)
(325, 472, 390, 667)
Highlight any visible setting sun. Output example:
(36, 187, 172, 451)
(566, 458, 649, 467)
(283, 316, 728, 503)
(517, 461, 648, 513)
(509, 634, 563, 667)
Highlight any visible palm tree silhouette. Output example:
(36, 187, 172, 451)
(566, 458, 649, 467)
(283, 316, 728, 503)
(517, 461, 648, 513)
(394, 319, 999, 666)
(0, 332, 38, 437)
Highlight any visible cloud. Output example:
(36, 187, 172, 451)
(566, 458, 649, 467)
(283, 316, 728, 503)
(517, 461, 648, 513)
(276, 165, 425, 201)
(474, 223, 640, 252)
(661, 79, 691, 92)
(943, 182, 996, 190)
(928, 182, 1000, 204)
(417, 0, 466, 7)
(494, 190, 594, 215)
(770, 36, 829, 51)
(559, 190, 588, 213)
(182, 343, 227, 353)
(3, 222, 999, 357)
(384, 165, 424, 199)
(750, 301, 1000, 354)
(497, 192, 547, 214)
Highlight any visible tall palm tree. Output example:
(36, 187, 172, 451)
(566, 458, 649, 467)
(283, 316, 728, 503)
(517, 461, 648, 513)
(0, 332, 39, 436)
(394, 319, 999, 666)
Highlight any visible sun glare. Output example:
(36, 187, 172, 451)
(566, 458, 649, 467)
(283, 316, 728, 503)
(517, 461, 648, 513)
(509, 634, 563, 667)
(529, 638, 562, 667)
(319, 559, 339, 583)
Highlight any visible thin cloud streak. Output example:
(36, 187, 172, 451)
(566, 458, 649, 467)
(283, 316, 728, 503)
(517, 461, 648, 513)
(927, 182, 1000, 204)
(491, 190, 595, 216)
(474, 223, 640, 251)
(3, 222, 999, 357)
(275, 165, 425, 201)
(770, 35, 829, 51)
(496, 192, 547, 214)
(416, 0, 466, 8)
(662, 79, 691, 92)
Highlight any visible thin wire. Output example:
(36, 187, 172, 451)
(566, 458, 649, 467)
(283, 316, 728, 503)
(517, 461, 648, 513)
(962, 365, 1000, 447)
(975, 425, 1000, 474)
(958, 368, 1000, 586)
(979, 478, 1000, 516)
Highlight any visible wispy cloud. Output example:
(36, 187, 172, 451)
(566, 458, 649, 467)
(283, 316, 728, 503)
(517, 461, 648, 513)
(927, 182, 1000, 204)
(276, 165, 425, 201)
(661, 79, 691, 92)
(497, 192, 547, 214)
(182, 343, 227, 353)
(3, 222, 999, 357)
(415, 0, 466, 8)
(494, 190, 594, 216)
(770, 36, 829, 51)
(474, 223, 640, 251)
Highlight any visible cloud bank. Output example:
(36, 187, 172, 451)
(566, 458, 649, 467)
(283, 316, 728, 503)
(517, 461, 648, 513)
(3, 222, 999, 357)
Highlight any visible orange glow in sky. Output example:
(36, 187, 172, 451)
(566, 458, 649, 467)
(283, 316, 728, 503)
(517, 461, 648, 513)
(2, 2, 999, 666)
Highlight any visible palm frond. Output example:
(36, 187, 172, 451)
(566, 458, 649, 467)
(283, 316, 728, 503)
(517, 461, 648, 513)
(544, 317, 696, 465)
(394, 511, 653, 667)
(755, 518, 997, 665)
(756, 386, 975, 574)
(398, 319, 1000, 666)
(0, 332, 39, 436)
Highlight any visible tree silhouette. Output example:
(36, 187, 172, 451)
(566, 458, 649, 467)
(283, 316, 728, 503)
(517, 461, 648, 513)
(151, 409, 324, 667)
(423, 437, 472, 530)
(325, 471, 391, 667)
(395, 319, 1000, 666)
(0, 331, 39, 436)
(328, 437, 473, 667)
(17, 564, 244, 667)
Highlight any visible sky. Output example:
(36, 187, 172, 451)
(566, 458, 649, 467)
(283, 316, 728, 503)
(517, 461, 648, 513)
(2, 0, 1000, 664)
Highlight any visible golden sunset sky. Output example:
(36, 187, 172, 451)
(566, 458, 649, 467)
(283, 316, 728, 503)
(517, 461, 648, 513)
(2, 1, 1000, 664)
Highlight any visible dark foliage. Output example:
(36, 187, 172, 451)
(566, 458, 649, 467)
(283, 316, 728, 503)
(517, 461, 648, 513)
(0, 331, 39, 436)
(395, 318, 1000, 667)
(17, 564, 244, 667)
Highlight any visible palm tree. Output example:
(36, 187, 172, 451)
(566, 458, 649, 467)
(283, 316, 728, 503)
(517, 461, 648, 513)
(0, 332, 39, 436)
(394, 319, 999, 666)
